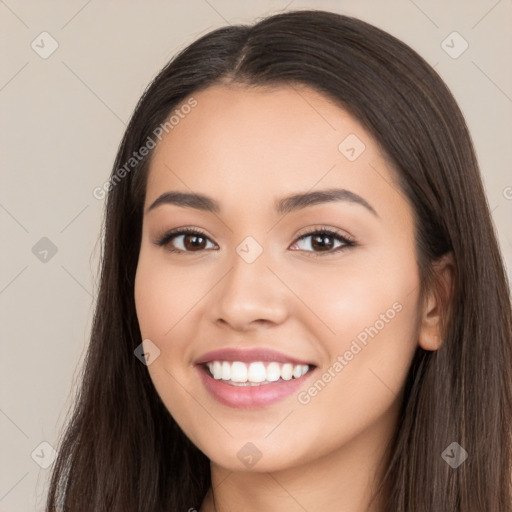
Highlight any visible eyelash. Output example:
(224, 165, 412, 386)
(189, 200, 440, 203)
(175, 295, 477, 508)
(154, 225, 356, 257)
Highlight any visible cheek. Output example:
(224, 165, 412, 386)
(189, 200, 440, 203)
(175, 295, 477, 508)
(133, 249, 218, 405)
(297, 249, 421, 420)
(291, 245, 421, 405)
(286, 249, 420, 349)
(134, 254, 204, 429)
(134, 251, 204, 344)
(134, 255, 190, 394)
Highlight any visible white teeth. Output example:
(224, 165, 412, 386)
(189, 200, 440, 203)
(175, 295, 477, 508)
(230, 361, 248, 382)
(293, 364, 304, 378)
(212, 361, 222, 380)
(205, 360, 311, 384)
(221, 361, 230, 380)
(248, 362, 266, 382)
(266, 362, 281, 382)
(281, 363, 293, 380)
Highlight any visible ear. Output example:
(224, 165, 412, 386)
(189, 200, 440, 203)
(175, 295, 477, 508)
(418, 252, 456, 351)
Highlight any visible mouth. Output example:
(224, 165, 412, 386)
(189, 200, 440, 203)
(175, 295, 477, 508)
(195, 348, 317, 408)
(204, 360, 313, 386)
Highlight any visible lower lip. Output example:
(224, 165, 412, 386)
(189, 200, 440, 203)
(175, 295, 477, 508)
(197, 365, 315, 408)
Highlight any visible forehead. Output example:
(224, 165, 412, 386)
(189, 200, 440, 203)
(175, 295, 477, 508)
(144, 83, 405, 220)
(151, 83, 371, 164)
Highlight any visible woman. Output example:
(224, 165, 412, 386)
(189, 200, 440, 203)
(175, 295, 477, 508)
(46, 9, 512, 512)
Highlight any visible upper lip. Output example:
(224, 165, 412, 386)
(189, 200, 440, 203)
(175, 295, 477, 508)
(195, 348, 315, 366)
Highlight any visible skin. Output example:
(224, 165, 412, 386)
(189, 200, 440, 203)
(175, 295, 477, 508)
(134, 83, 453, 512)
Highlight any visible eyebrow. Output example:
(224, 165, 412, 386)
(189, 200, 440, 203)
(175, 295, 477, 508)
(146, 187, 378, 217)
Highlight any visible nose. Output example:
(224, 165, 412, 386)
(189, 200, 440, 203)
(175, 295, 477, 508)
(209, 240, 289, 332)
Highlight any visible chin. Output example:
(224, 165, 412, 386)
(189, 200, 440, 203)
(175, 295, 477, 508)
(195, 434, 311, 474)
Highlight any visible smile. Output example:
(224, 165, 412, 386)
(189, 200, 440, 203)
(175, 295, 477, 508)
(205, 360, 311, 385)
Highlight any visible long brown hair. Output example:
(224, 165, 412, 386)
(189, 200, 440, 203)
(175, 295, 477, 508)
(45, 9, 512, 511)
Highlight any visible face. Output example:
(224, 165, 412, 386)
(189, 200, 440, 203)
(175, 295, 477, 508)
(134, 83, 423, 473)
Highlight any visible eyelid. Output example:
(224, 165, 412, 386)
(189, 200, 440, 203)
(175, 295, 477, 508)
(294, 224, 355, 244)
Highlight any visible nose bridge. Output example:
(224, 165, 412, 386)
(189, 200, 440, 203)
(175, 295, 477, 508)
(212, 234, 288, 328)
(227, 234, 274, 302)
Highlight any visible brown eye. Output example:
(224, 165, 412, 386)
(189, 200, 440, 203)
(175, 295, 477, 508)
(156, 228, 215, 253)
(155, 226, 355, 256)
(290, 227, 355, 256)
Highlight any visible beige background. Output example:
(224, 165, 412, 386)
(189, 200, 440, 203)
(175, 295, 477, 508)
(1, 1, 511, 510)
